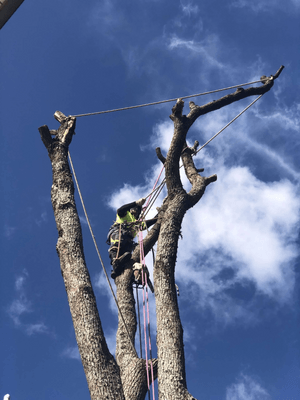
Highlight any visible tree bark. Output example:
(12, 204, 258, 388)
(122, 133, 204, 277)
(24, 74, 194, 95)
(39, 118, 125, 400)
(39, 113, 160, 400)
(152, 68, 283, 399)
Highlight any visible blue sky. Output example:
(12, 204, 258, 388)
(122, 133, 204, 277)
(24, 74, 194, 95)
(1, 0, 300, 399)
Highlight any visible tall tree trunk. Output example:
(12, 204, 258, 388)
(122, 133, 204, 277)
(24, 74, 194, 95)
(39, 117, 125, 399)
(152, 68, 283, 399)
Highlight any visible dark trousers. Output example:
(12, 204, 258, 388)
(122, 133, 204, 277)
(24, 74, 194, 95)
(108, 240, 135, 266)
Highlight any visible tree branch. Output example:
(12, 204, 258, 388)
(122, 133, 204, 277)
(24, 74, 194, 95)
(187, 66, 284, 125)
(156, 147, 166, 164)
(38, 125, 53, 150)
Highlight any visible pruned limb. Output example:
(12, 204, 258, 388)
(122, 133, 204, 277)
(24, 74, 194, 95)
(156, 147, 166, 164)
(38, 125, 53, 150)
(56, 116, 76, 147)
(191, 140, 199, 154)
(187, 66, 284, 125)
(170, 98, 185, 121)
(205, 174, 217, 186)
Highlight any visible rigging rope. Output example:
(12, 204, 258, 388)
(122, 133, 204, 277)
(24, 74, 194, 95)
(138, 229, 156, 400)
(68, 151, 138, 357)
(194, 94, 263, 155)
(70, 79, 264, 118)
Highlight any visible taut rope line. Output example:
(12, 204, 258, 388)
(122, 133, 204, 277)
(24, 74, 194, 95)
(70, 79, 264, 118)
(195, 94, 263, 155)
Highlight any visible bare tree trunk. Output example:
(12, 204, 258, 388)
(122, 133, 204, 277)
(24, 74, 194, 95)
(152, 68, 284, 399)
(39, 117, 125, 400)
(39, 113, 160, 400)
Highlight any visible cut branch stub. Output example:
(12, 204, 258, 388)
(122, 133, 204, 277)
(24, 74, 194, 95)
(170, 98, 185, 120)
(56, 116, 76, 148)
(38, 125, 53, 150)
(156, 147, 166, 164)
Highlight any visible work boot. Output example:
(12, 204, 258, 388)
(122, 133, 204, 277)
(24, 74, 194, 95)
(111, 252, 131, 279)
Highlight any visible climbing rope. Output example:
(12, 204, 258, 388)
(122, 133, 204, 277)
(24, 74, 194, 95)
(68, 151, 138, 357)
(138, 229, 156, 400)
(70, 79, 264, 118)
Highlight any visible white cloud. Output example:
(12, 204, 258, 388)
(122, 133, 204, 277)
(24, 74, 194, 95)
(35, 211, 48, 227)
(178, 166, 299, 300)
(62, 345, 81, 361)
(226, 373, 271, 400)
(88, 0, 123, 33)
(25, 323, 49, 336)
(7, 271, 50, 336)
(94, 272, 118, 315)
(180, 0, 199, 16)
(8, 298, 32, 326)
(168, 34, 226, 71)
(3, 224, 16, 239)
(79, 215, 88, 225)
(231, 0, 300, 12)
(107, 103, 300, 326)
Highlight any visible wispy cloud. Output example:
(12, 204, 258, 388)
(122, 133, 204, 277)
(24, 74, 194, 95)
(35, 211, 48, 227)
(6, 270, 50, 336)
(62, 345, 81, 361)
(25, 323, 49, 336)
(231, 0, 300, 13)
(168, 34, 226, 71)
(180, 0, 199, 16)
(79, 215, 88, 225)
(94, 272, 118, 315)
(226, 373, 271, 400)
(3, 224, 16, 239)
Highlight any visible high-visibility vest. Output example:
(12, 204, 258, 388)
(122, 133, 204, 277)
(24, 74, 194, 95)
(108, 211, 146, 245)
(108, 211, 137, 245)
(115, 211, 136, 225)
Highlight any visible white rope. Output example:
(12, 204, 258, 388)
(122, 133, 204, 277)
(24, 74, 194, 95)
(68, 151, 138, 357)
(70, 79, 264, 118)
(195, 94, 263, 154)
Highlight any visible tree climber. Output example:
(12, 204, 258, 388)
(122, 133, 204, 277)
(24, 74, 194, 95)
(107, 198, 157, 279)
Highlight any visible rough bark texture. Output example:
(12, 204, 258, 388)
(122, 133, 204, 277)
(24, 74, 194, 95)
(39, 66, 283, 400)
(39, 118, 125, 399)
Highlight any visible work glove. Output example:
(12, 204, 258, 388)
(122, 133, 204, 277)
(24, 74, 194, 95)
(136, 197, 146, 207)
